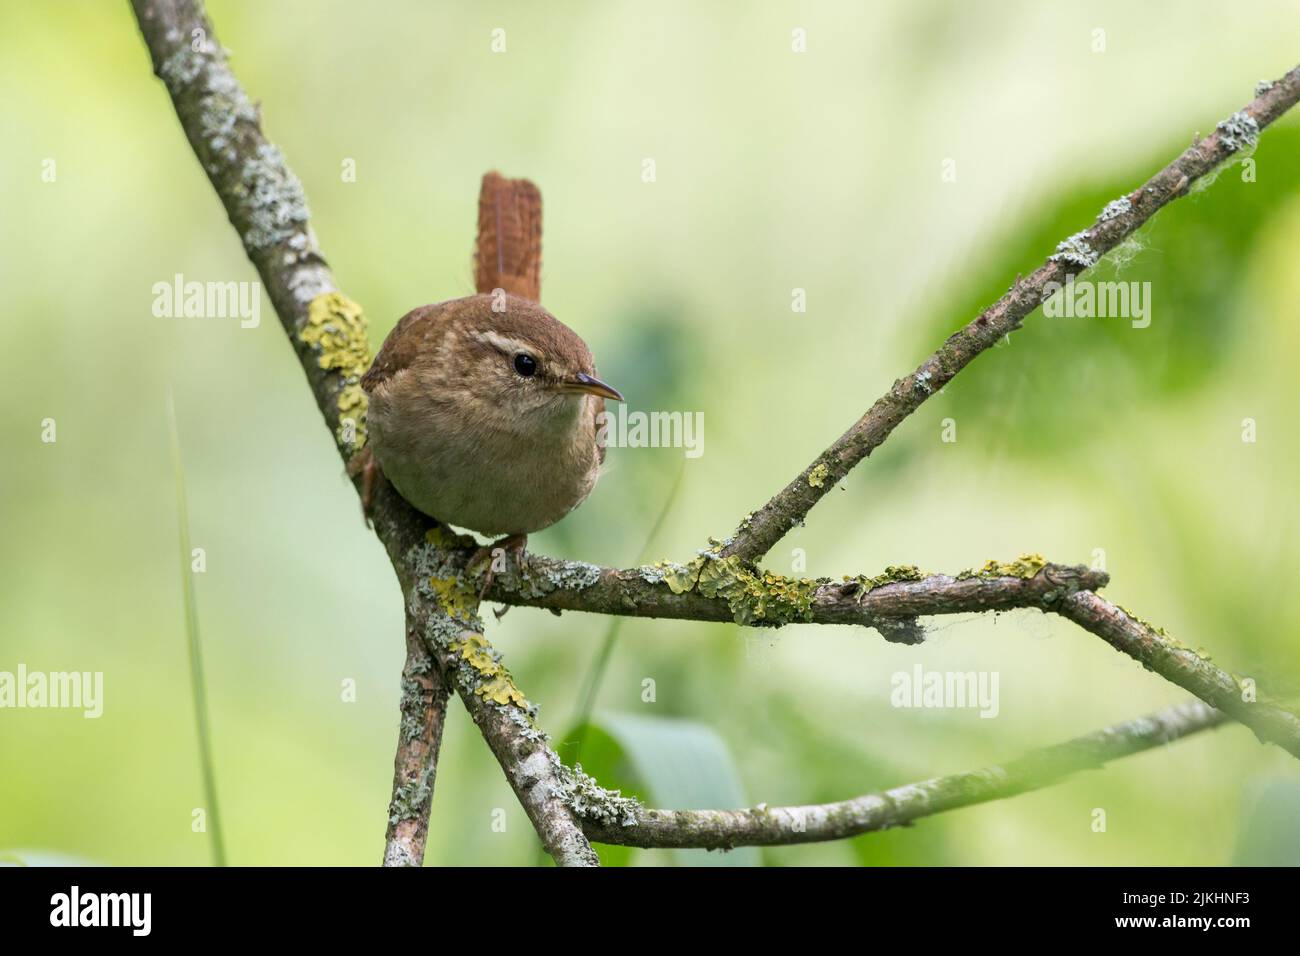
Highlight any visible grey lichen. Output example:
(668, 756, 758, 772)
(914, 370, 933, 395)
(399, 677, 427, 742)
(199, 69, 257, 163)
(159, 46, 206, 93)
(1255, 79, 1276, 97)
(542, 560, 603, 591)
(638, 561, 688, 585)
(400, 712, 424, 742)
(1050, 231, 1099, 268)
(389, 769, 433, 823)
(505, 558, 604, 601)
(405, 528, 466, 583)
(505, 706, 548, 744)
(553, 763, 641, 828)
(1216, 111, 1260, 152)
(237, 143, 310, 251)
(1098, 196, 1131, 222)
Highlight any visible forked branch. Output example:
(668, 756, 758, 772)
(130, 0, 1300, 862)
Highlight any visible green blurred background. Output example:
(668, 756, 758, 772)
(3, 0, 1299, 866)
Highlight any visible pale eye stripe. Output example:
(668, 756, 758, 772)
(473, 330, 535, 358)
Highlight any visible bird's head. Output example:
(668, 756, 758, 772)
(441, 293, 623, 431)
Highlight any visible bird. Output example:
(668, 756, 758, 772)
(356, 173, 622, 588)
(361, 293, 621, 536)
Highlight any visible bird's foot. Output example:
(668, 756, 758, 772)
(346, 446, 381, 527)
(469, 533, 528, 602)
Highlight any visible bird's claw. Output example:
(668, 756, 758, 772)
(470, 533, 528, 602)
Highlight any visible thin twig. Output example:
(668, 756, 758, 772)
(1055, 591, 1300, 758)
(716, 66, 1300, 565)
(383, 611, 451, 866)
(581, 700, 1226, 849)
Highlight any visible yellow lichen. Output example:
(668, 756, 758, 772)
(300, 292, 371, 450)
(808, 462, 830, 488)
(957, 553, 1048, 580)
(425, 525, 473, 551)
(847, 565, 926, 592)
(1116, 603, 1172, 639)
(453, 633, 496, 670)
(428, 575, 478, 621)
(450, 634, 529, 708)
(665, 554, 819, 626)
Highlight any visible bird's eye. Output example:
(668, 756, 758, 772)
(513, 353, 538, 377)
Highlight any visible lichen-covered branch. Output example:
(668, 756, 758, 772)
(131, 0, 1300, 866)
(131, 0, 353, 451)
(383, 611, 451, 867)
(718, 65, 1300, 564)
(492, 551, 1300, 759)
(407, 529, 598, 866)
(488, 551, 1108, 644)
(580, 700, 1226, 849)
(496, 548, 1300, 761)
(130, 0, 596, 867)
(1055, 591, 1300, 759)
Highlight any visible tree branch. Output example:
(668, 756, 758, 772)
(487, 553, 1107, 644)
(130, 0, 597, 867)
(131, 0, 1300, 865)
(581, 700, 1226, 849)
(1056, 591, 1300, 759)
(483, 551, 1300, 758)
(383, 610, 451, 867)
(717, 65, 1300, 565)
(404, 534, 599, 866)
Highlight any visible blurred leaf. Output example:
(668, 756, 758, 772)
(1233, 778, 1300, 865)
(918, 127, 1300, 459)
(567, 712, 760, 867)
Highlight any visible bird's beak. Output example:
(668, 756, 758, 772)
(560, 372, 624, 402)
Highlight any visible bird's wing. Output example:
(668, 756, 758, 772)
(361, 304, 449, 393)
